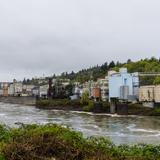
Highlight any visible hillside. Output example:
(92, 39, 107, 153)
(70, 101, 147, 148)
(28, 57, 160, 86)
(55, 57, 160, 85)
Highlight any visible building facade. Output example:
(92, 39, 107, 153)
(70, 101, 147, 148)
(109, 68, 139, 102)
(97, 77, 109, 101)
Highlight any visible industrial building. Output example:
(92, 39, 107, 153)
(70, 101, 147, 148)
(108, 68, 139, 102)
(139, 86, 154, 102)
(139, 85, 160, 105)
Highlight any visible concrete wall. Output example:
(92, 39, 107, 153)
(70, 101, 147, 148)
(139, 85, 160, 103)
(139, 86, 154, 102)
(0, 96, 36, 105)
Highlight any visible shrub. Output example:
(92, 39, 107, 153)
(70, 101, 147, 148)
(80, 91, 89, 105)
(83, 100, 94, 112)
(0, 124, 160, 160)
(36, 99, 82, 108)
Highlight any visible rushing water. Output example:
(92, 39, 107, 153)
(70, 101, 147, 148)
(0, 102, 160, 145)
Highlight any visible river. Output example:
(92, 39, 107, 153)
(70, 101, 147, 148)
(0, 102, 160, 145)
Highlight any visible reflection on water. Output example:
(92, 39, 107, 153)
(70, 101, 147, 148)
(0, 102, 160, 145)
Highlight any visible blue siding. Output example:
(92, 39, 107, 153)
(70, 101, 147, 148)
(109, 71, 137, 101)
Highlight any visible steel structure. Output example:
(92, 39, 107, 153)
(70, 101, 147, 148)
(139, 73, 160, 76)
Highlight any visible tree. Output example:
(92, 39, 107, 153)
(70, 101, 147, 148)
(53, 74, 56, 78)
(127, 59, 132, 63)
(71, 71, 75, 75)
(23, 78, 26, 84)
(154, 76, 160, 85)
(150, 56, 158, 62)
(65, 83, 74, 97)
(100, 62, 108, 71)
(108, 61, 115, 69)
(80, 90, 89, 105)
(116, 61, 121, 67)
(26, 79, 30, 84)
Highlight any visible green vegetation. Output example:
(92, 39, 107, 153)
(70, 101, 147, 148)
(36, 99, 83, 109)
(36, 99, 160, 116)
(82, 100, 94, 112)
(0, 124, 159, 159)
(154, 76, 160, 85)
(150, 106, 160, 116)
(80, 91, 89, 106)
(123, 57, 160, 85)
(36, 98, 111, 113)
(25, 57, 160, 85)
(83, 101, 110, 112)
(54, 57, 160, 85)
(127, 104, 160, 116)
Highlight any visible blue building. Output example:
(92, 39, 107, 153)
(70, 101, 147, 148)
(108, 68, 139, 102)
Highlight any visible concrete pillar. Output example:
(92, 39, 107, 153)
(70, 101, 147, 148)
(110, 99, 117, 114)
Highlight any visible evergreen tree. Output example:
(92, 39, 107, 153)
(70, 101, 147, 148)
(108, 61, 115, 68)
(23, 78, 26, 84)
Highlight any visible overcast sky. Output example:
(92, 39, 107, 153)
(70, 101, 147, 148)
(0, 0, 160, 81)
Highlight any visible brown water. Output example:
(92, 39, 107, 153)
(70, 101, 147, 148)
(0, 102, 160, 145)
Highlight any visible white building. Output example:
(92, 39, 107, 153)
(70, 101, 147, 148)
(32, 87, 39, 97)
(8, 83, 14, 96)
(97, 77, 109, 101)
(14, 82, 23, 96)
(39, 85, 49, 98)
(22, 85, 35, 96)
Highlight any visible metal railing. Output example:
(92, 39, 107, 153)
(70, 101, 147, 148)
(139, 72, 160, 76)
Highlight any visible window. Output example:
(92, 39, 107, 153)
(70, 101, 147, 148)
(124, 78, 127, 85)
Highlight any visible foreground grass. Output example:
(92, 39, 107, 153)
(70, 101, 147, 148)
(0, 124, 159, 160)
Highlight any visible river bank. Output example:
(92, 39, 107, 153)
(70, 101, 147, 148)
(36, 99, 84, 111)
(0, 97, 159, 116)
(36, 99, 160, 116)
(0, 124, 160, 160)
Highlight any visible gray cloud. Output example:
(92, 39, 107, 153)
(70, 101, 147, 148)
(0, 0, 160, 81)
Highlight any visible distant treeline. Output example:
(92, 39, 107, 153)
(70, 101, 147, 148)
(28, 57, 160, 85)
(55, 57, 160, 85)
